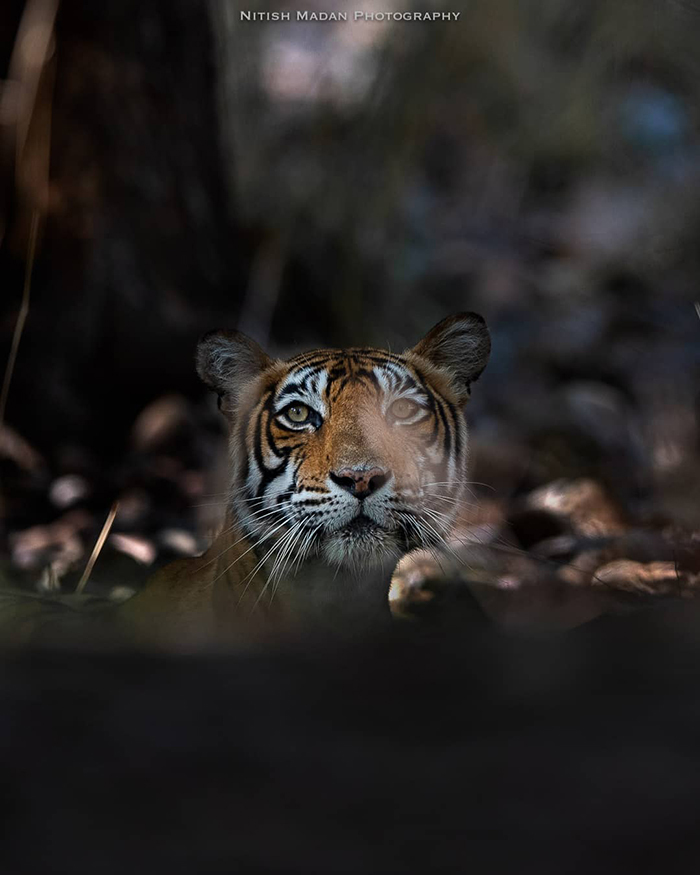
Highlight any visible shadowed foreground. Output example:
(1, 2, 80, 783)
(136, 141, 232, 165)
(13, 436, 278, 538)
(3, 605, 700, 873)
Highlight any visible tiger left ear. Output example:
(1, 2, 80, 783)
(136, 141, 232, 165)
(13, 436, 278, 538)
(412, 312, 491, 403)
(196, 329, 272, 416)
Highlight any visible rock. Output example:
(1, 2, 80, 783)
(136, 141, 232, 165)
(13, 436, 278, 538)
(49, 474, 90, 509)
(593, 559, 700, 598)
(130, 394, 192, 453)
(520, 478, 627, 538)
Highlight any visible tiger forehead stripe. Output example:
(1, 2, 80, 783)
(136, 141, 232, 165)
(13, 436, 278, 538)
(266, 350, 447, 426)
(286, 347, 405, 366)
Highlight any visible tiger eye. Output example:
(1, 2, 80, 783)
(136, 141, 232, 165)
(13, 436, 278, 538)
(390, 398, 418, 420)
(287, 404, 310, 423)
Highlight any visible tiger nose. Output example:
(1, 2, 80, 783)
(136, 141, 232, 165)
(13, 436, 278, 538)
(330, 466, 391, 499)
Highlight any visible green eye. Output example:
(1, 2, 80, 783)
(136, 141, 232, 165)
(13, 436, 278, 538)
(390, 398, 419, 420)
(286, 403, 310, 424)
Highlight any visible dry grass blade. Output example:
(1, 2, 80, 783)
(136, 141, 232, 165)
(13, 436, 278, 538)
(1, 0, 59, 246)
(9, 0, 60, 156)
(75, 502, 119, 595)
(0, 209, 38, 428)
(1, 1, 59, 424)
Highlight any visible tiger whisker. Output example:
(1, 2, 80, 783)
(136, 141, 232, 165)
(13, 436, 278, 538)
(424, 489, 476, 504)
(212, 500, 284, 536)
(426, 493, 476, 508)
(266, 521, 305, 591)
(422, 480, 495, 491)
(422, 506, 457, 526)
(414, 509, 473, 572)
(424, 483, 490, 502)
(395, 511, 450, 577)
(237, 523, 303, 606)
(253, 522, 307, 611)
(272, 521, 314, 599)
(211, 516, 293, 586)
(196, 504, 292, 572)
(291, 522, 323, 577)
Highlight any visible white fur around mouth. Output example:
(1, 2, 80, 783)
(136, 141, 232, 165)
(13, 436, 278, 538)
(322, 518, 399, 569)
(342, 515, 382, 534)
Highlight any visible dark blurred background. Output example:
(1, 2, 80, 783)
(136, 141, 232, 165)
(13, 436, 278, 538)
(1, 0, 700, 598)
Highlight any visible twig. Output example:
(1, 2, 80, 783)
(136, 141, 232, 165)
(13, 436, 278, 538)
(0, 209, 39, 429)
(75, 502, 120, 595)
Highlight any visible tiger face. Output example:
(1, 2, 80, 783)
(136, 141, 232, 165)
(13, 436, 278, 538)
(197, 314, 490, 574)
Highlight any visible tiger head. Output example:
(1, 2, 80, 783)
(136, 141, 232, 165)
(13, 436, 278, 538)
(196, 314, 490, 573)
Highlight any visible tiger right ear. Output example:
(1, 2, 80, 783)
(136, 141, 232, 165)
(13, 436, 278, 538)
(412, 312, 491, 404)
(196, 330, 271, 414)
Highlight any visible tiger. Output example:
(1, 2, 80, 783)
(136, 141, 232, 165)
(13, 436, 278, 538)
(120, 313, 491, 642)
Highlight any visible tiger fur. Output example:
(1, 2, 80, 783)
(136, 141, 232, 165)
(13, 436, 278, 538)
(121, 313, 491, 641)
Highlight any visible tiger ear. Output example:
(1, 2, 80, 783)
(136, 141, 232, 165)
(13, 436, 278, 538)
(196, 329, 271, 415)
(412, 313, 491, 403)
